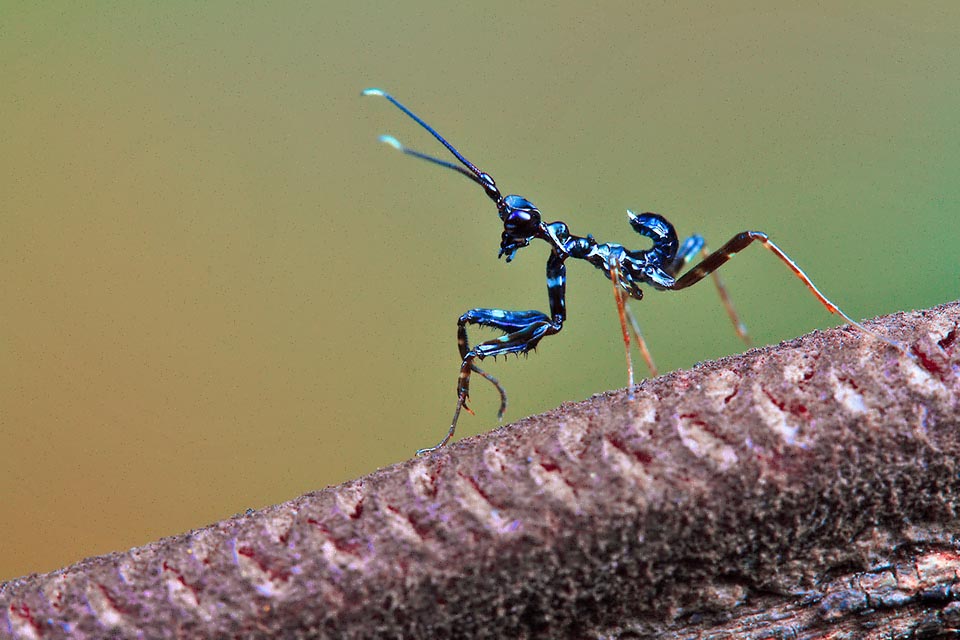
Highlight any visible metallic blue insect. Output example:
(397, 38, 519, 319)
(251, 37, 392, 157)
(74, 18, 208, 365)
(363, 88, 906, 454)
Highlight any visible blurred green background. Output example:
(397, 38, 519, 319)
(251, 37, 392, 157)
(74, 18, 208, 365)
(2, 3, 958, 581)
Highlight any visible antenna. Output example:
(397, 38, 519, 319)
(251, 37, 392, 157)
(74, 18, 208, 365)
(377, 135, 485, 187)
(363, 88, 501, 202)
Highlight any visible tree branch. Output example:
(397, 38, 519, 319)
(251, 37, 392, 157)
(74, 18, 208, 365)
(3, 302, 960, 639)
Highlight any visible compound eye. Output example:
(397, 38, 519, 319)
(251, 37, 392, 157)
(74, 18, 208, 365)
(505, 209, 538, 233)
(502, 195, 541, 233)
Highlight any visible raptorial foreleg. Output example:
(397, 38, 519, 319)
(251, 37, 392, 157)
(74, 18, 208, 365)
(417, 309, 559, 455)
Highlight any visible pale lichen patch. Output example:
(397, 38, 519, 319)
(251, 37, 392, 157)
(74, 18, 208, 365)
(528, 459, 579, 511)
(631, 397, 658, 430)
(700, 370, 740, 410)
(676, 416, 738, 471)
(782, 357, 815, 386)
(84, 583, 127, 631)
(903, 357, 951, 402)
(232, 540, 293, 599)
(318, 539, 369, 573)
(380, 501, 427, 547)
(829, 373, 866, 415)
(39, 572, 71, 617)
(556, 419, 588, 461)
(6, 603, 41, 640)
(408, 462, 438, 499)
(752, 383, 801, 446)
(601, 436, 653, 493)
(334, 481, 365, 520)
(452, 473, 515, 535)
(163, 566, 208, 620)
(482, 444, 508, 475)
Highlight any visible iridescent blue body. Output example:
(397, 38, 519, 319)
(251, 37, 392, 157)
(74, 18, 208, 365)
(363, 88, 907, 454)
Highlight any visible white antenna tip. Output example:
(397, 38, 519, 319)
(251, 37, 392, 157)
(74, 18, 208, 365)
(378, 135, 402, 150)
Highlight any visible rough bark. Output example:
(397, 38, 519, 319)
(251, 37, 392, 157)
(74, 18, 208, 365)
(3, 302, 960, 640)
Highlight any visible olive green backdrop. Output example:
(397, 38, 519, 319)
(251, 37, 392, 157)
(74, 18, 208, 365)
(2, 3, 958, 581)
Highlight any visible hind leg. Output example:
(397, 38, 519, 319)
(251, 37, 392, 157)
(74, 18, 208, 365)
(669, 234, 749, 343)
(671, 231, 908, 353)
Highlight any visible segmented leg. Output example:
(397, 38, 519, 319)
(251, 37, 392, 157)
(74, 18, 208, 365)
(456, 316, 509, 418)
(608, 262, 635, 394)
(623, 304, 657, 377)
(467, 366, 506, 416)
(617, 234, 746, 384)
(417, 253, 569, 455)
(671, 231, 909, 353)
(669, 235, 749, 343)
(416, 310, 559, 455)
(455, 309, 554, 411)
(457, 314, 557, 404)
